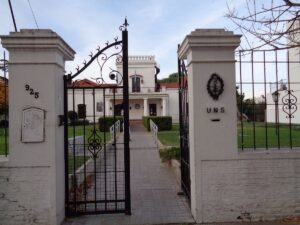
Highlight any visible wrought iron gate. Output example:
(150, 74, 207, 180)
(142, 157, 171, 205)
(178, 55, 190, 201)
(63, 20, 131, 216)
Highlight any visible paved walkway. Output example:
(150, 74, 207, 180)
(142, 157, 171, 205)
(65, 123, 194, 225)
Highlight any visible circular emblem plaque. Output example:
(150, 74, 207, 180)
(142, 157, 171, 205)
(207, 73, 224, 100)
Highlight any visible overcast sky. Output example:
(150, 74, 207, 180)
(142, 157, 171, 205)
(0, 0, 249, 79)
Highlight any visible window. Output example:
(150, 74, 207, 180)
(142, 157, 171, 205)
(132, 77, 141, 92)
(97, 102, 103, 112)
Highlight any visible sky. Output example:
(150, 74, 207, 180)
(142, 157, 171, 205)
(0, 0, 246, 79)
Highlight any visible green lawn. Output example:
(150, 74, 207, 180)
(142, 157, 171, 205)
(68, 124, 111, 142)
(68, 155, 90, 172)
(157, 124, 180, 147)
(0, 128, 8, 155)
(238, 122, 300, 149)
(157, 123, 300, 149)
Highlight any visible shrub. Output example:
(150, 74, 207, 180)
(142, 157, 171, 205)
(77, 104, 86, 119)
(142, 116, 172, 131)
(69, 119, 90, 126)
(68, 111, 78, 122)
(159, 147, 180, 162)
(0, 120, 8, 128)
(99, 116, 123, 132)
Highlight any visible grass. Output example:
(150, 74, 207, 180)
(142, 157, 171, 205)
(157, 123, 300, 149)
(0, 128, 8, 156)
(159, 147, 180, 162)
(238, 122, 300, 149)
(68, 155, 90, 172)
(157, 124, 180, 147)
(68, 124, 111, 142)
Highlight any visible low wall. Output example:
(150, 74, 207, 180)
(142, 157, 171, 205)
(201, 150, 300, 223)
(0, 159, 51, 225)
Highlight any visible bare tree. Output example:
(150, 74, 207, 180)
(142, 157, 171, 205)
(226, 0, 300, 50)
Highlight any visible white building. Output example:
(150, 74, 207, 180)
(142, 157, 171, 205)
(265, 47, 300, 124)
(68, 55, 179, 122)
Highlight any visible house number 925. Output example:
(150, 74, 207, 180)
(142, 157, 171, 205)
(25, 84, 39, 99)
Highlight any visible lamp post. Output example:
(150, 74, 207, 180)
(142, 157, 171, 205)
(272, 91, 280, 135)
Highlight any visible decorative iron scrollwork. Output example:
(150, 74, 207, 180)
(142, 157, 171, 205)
(207, 73, 224, 100)
(119, 17, 129, 31)
(282, 90, 297, 118)
(66, 19, 129, 85)
(87, 129, 103, 158)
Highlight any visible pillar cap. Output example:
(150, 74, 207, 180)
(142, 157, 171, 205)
(178, 29, 241, 59)
(0, 29, 75, 61)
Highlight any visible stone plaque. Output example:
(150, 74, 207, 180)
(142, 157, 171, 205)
(21, 107, 45, 143)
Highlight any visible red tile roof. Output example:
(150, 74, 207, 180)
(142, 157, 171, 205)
(70, 79, 117, 87)
(159, 82, 179, 88)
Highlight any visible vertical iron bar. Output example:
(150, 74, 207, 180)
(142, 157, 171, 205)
(122, 29, 131, 215)
(113, 88, 117, 210)
(103, 89, 107, 211)
(263, 51, 268, 149)
(3, 52, 8, 157)
(251, 51, 256, 149)
(72, 86, 76, 213)
(287, 51, 292, 148)
(63, 76, 70, 216)
(275, 51, 280, 149)
(8, 0, 17, 32)
(83, 88, 87, 212)
(239, 51, 244, 150)
(92, 88, 97, 211)
(178, 49, 184, 191)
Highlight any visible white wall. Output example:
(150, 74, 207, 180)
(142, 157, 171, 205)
(68, 89, 105, 121)
(201, 153, 300, 223)
(266, 90, 300, 124)
(166, 88, 179, 122)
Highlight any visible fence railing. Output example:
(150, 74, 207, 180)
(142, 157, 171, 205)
(150, 119, 158, 147)
(236, 49, 300, 150)
(110, 120, 121, 143)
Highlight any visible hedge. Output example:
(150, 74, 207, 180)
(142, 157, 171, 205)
(142, 116, 172, 131)
(69, 119, 90, 126)
(98, 116, 123, 132)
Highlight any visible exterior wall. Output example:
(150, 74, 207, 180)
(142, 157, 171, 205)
(265, 90, 300, 124)
(166, 88, 179, 122)
(68, 89, 105, 121)
(201, 153, 300, 223)
(265, 46, 300, 124)
(129, 99, 144, 120)
(116, 55, 179, 120)
(0, 163, 51, 225)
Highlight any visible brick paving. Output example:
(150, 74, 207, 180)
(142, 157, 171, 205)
(64, 122, 194, 225)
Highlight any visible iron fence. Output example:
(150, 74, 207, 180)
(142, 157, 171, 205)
(0, 51, 9, 157)
(237, 49, 300, 150)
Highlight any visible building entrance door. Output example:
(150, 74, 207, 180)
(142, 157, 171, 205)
(149, 104, 157, 116)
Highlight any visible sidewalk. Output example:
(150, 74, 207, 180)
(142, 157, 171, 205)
(65, 122, 194, 225)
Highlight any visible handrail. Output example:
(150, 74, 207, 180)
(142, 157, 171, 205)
(110, 120, 121, 143)
(149, 119, 158, 147)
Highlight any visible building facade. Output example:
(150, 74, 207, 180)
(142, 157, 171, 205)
(68, 55, 179, 122)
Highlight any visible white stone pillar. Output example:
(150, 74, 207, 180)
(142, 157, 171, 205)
(162, 97, 168, 116)
(0, 29, 75, 225)
(178, 29, 240, 223)
(143, 97, 148, 116)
